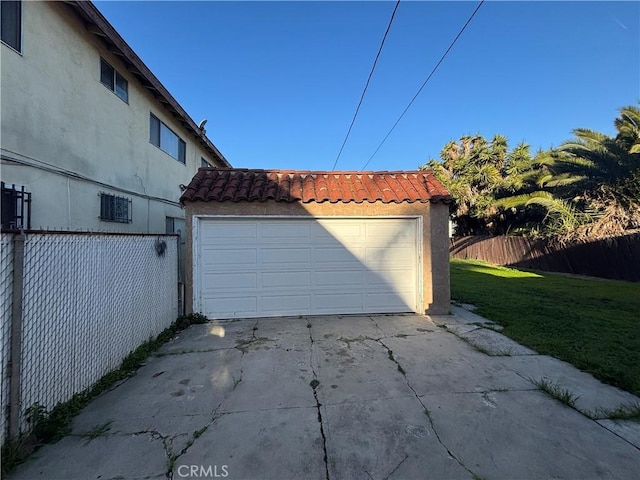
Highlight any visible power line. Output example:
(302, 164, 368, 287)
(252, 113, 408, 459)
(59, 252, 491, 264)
(331, 0, 401, 171)
(360, 0, 485, 171)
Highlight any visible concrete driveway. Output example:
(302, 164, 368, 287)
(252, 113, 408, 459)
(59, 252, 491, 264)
(9, 312, 640, 480)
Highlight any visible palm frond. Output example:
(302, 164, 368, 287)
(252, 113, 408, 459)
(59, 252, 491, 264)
(495, 191, 584, 232)
(541, 173, 587, 188)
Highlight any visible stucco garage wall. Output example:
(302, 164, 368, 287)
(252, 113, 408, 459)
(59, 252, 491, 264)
(184, 200, 450, 316)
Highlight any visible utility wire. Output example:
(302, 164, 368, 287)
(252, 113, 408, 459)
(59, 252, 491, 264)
(360, 0, 485, 171)
(331, 0, 401, 171)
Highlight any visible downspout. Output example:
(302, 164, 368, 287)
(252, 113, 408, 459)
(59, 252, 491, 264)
(134, 173, 149, 233)
(67, 177, 71, 229)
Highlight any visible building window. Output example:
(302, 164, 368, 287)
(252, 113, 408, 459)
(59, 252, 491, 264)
(100, 58, 128, 102)
(1, 0, 22, 52)
(99, 192, 131, 223)
(150, 113, 186, 163)
(1, 182, 31, 230)
(201, 158, 212, 168)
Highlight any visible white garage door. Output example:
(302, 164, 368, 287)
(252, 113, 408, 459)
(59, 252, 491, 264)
(195, 217, 420, 318)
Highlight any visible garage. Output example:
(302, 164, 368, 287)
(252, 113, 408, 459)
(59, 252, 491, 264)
(196, 217, 419, 318)
(181, 169, 452, 318)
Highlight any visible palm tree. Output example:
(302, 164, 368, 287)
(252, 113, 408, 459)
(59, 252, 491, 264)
(497, 105, 640, 238)
(423, 134, 534, 235)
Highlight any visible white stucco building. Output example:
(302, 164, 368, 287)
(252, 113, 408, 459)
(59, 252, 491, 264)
(0, 0, 230, 234)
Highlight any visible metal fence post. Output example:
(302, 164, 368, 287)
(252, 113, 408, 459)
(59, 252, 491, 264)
(8, 233, 25, 440)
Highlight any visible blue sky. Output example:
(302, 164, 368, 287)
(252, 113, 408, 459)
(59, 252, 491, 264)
(94, 1, 640, 172)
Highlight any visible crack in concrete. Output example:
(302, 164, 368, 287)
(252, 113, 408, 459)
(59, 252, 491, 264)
(308, 321, 331, 480)
(251, 319, 259, 340)
(215, 405, 316, 414)
(367, 315, 383, 332)
(163, 341, 248, 479)
(375, 337, 479, 479)
(595, 422, 640, 452)
(383, 453, 408, 480)
(231, 347, 245, 391)
(165, 404, 225, 480)
(337, 335, 376, 349)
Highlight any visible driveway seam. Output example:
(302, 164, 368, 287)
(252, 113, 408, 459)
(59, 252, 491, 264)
(308, 321, 331, 480)
(375, 336, 480, 479)
(595, 421, 640, 452)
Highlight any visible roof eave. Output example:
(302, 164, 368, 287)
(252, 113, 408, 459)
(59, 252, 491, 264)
(66, 1, 231, 168)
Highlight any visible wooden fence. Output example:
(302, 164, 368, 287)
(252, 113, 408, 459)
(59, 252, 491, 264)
(450, 233, 640, 282)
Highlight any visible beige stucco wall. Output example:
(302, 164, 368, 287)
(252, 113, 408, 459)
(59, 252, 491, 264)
(184, 200, 451, 316)
(0, 2, 221, 232)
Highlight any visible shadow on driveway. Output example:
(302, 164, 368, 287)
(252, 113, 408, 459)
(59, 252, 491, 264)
(8, 314, 640, 480)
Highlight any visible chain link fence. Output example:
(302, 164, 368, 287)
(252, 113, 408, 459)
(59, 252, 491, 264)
(0, 234, 14, 446)
(1, 232, 178, 445)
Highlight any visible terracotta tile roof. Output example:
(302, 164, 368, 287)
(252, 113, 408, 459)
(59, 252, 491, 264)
(180, 168, 452, 204)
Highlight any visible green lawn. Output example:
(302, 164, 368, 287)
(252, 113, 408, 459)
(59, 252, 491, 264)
(450, 258, 640, 397)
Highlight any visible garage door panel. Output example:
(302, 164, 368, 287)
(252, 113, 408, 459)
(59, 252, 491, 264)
(315, 270, 363, 287)
(314, 247, 363, 264)
(261, 247, 311, 264)
(315, 221, 363, 240)
(197, 217, 419, 318)
(203, 295, 258, 315)
(261, 295, 311, 312)
(261, 271, 311, 288)
(365, 269, 414, 286)
(260, 222, 310, 239)
(365, 246, 415, 265)
(201, 222, 257, 241)
(365, 292, 410, 309)
(313, 292, 363, 310)
(202, 248, 257, 266)
(365, 222, 415, 242)
(203, 272, 257, 289)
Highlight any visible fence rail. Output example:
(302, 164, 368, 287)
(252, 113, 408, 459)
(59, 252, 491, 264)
(1, 232, 178, 446)
(450, 233, 640, 281)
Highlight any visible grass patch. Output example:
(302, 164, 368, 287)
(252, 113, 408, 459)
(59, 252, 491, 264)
(1, 313, 209, 476)
(531, 378, 579, 408)
(594, 403, 640, 422)
(451, 259, 640, 396)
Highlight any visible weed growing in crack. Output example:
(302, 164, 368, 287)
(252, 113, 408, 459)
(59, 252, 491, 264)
(193, 426, 208, 439)
(384, 346, 406, 375)
(532, 378, 579, 408)
(84, 421, 113, 440)
(167, 454, 178, 472)
(593, 403, 640, 421)
(310, 379, 320, 389)
(306, 321, 312, 329)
